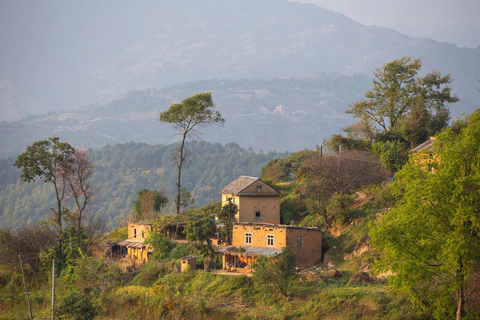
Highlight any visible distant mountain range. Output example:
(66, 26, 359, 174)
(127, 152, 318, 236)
(1, 0, 479, 122)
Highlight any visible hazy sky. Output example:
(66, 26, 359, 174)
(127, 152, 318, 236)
(293, 0, 480, 48)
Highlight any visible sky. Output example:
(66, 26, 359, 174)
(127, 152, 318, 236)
(292, 0, 480, 48)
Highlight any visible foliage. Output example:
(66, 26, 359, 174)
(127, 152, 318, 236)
(216, 198, 237, 245)
(185, 215, 217, 270)
(253, 247, 297, 297)
(13, 137, 74, 237)
(262, 149, 316, 183)
(132, 189, 168, 221)
(325, 193, 356, 228)
(370, 111, 480, 320)
(146, 230, 175, 261)
(61, 226, 88, 268)
(57, 291, 98, 320)
(346, 57, 458, 136)
(160, 92, 225, 214)
(372, 140, 409, 173)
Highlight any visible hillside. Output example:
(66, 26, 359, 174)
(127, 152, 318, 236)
(1, 0, 479, 120)
(0, 141, 287, 229)
(0, 75, 372, 157)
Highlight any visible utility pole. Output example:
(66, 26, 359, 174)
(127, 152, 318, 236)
(52, 259, 55, 320)
(19, 255, 33, 320)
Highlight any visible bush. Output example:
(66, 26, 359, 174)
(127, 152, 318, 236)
(57, 291, 98, 320)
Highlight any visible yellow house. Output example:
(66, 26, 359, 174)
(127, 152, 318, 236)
(220, 176, 281, 224)
(410, 137, 439, 173)
(220, 222, 322, 272)
(117, 222, 152, 262)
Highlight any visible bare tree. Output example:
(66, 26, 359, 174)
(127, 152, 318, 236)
(0, 224, 57, 272)
(63, 148, 96, 237)
(303, 149, 388, 200)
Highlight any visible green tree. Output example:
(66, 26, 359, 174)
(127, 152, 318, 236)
(14, 137, 74, 255)
(216, 198, 237, 245)
(253, 247, 297, 297)
(370, 111, 480, 320)
(372, 139, 409, 173)
(184, 215, 217, 271)
(346, 57, 458, 140)
(145, 229, 174, 261)
(159, 92, 225, 214)
(132, 189, 168, 221)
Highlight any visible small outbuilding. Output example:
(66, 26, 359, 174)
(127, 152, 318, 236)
(180, 256, 197, 272)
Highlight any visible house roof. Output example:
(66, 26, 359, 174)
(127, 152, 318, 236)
(234, 222, 323, 232)
(410, 137, 435, 153)
(219, 175, 280, 196)
(117, 239, 146, 249)
(219, 245, 282, 257)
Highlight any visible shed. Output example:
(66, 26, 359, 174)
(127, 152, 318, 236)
(180, 256, 197, 272)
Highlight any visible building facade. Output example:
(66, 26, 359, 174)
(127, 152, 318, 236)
(221, 222, 322, 272)
(220, 176, 281, 224)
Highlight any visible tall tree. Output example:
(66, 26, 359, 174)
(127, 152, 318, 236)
(346, 57, 458, 138)
(159, 92, 225, 214)
(14, 137, 74, 254)
(370, 111, 480, 320)
(63, 148, 96, 237)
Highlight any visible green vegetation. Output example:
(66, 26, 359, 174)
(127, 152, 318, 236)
(370, 111, 480, 320)
(0, 141, 287, 229)
(0, 59, 478, 319)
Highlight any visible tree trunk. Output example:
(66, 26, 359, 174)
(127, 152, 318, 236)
(176, 131, 188, 214)
(456, 281, 465, 320)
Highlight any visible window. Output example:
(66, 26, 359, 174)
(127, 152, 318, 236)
(232, 196, 236, 203)
(257, 186, 262, 192)
(296, 235, 302, 248)
(267, 235, 274, 246)
(255, 211, 261, 220)
(245, 233, 252, 244)
(134, 229, 137, 238)
(142, 230, 145, 238)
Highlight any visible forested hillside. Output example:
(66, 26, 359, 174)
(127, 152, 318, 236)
(0, 141, 287, 229)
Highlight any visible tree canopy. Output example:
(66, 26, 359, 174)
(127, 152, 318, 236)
(370, 110, 480, 320)
(346, 57, 458, 138)
(159, 92, 225, 214)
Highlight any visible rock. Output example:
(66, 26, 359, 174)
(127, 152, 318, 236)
(349, 271, 374, 284)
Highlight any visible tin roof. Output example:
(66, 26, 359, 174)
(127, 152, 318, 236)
(117, 239, 146, 249)
(220, 245, 282, 257)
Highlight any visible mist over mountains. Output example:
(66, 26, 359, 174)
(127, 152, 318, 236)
(1, 0, 479, 124)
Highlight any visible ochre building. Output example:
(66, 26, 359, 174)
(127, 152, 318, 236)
(221, 222, 322, 272)
(117, 222, 152, 262)
(220, 176, 281, 224)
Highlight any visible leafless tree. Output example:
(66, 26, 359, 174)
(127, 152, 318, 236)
(63, 148, 96, 236)
(0, 224, 57, 272)
(302, 149, 388, 200)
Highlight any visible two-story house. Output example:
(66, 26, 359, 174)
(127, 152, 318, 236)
(219, 176, 281, 224)
(117, 222, 152, 262)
